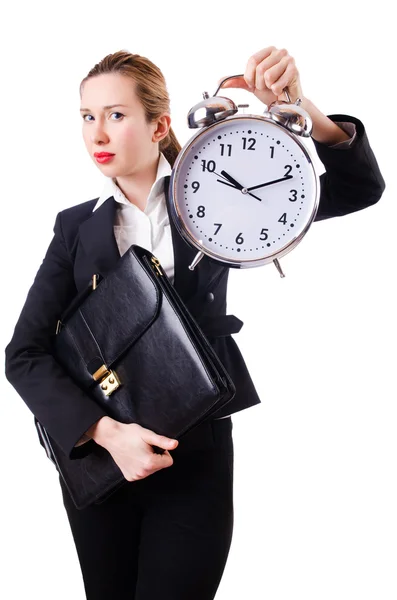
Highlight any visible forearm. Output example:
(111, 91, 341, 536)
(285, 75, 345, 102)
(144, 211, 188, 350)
(300, 97, 351, 145)
(311, 113, 386, 220)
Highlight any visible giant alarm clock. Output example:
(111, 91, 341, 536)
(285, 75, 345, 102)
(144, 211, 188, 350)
(168, 74, 320, 277)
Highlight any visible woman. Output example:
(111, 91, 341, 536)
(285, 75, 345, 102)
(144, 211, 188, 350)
(5, 46, 385, 599)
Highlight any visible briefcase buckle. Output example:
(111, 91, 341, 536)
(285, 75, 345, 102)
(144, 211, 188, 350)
(93, 365, 121, 396)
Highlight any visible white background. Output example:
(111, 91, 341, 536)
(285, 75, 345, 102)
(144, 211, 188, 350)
(1, 1, 395, 598)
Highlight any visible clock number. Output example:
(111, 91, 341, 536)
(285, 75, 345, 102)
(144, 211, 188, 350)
(214, 223, 222, 235)
(201, 159, 216, 172)
(289, 189, 298, 202)
(235, 232, 244, 245)
(242, 137, 256, 150)
(192, 181, 200, 193)
(197, 206, 206, 218)
(278, 213, 287, 225)
(220, 144, 232, 157)
(259, 228, 269, 241)
(270, 146, 275, 158)
(284, 165, 292, 176)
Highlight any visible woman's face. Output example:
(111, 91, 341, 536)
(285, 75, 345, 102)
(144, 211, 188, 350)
(80, 73, 160, 178)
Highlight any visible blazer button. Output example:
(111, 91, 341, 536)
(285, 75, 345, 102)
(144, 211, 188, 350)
(206, 292, 215, 303)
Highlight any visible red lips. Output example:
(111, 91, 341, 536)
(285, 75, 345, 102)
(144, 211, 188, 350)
(94, 152, 115, 164)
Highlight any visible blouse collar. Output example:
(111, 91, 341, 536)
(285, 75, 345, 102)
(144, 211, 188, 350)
(93, 152, 172, 213)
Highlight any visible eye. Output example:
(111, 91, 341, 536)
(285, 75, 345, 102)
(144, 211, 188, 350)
(82, 114, 94, 122)
(110, 112, 124, 120)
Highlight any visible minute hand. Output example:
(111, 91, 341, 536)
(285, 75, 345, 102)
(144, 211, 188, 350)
(247, 175, 293, 192)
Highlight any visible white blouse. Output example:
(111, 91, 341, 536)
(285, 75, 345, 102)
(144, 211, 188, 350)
(93, 152, 175, 284)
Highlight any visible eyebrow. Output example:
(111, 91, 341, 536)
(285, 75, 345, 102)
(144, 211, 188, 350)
(79, 104, 129, 112)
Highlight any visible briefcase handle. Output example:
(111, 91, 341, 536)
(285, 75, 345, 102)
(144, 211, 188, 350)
(56, 273, 102, 334)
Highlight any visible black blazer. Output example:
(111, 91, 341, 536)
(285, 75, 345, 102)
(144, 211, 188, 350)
(5, 114, 385, 461)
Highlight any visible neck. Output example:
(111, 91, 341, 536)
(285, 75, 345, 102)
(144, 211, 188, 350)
(114, 152, 161, 212)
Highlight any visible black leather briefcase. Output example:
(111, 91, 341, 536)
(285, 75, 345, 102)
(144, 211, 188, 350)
(35, 244, 235, 510)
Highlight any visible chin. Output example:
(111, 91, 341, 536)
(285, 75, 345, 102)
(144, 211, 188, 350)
(95, 163, 118, 177)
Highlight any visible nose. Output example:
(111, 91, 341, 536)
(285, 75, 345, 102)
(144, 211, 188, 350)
(91, 120, 110, 146)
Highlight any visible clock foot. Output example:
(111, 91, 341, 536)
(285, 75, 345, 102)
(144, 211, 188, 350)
(273, 259, 285, 278)
(188, 250, 205, 271)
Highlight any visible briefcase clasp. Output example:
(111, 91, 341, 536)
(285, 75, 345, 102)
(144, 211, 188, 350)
(151, 256, 163, 276)
(93, 365, 121, 396)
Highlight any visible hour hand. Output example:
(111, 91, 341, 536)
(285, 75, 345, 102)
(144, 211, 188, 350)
(220, 170, 244, 190)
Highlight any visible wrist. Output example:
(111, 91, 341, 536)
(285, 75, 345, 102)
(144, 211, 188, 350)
(87, 416, 119, 447)
(300, 97, 350, 145)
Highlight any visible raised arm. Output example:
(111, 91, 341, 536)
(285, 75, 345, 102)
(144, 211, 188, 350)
(310, 111, 385, 220)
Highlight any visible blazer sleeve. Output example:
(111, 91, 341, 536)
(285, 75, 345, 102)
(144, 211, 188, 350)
(313, 114, 386, 221)
(5, 211, 107, 460)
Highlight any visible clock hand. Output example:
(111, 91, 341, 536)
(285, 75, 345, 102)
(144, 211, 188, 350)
(212, 169, 238, 188)
(215, 170, 262, 202)
(247, 175, 293, 192)
(216, 178, 262, 201)
(220, 170, 245, 190)
(216, 179, 240, 190)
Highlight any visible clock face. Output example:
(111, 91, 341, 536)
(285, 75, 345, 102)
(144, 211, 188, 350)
(170, 115, 319, 266)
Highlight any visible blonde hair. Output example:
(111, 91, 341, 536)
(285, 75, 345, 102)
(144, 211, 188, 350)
(80, 50, 181, 167)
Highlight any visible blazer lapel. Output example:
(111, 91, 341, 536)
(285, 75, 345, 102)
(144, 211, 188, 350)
(164, 176, 199, 301)
(78, 196, 120, 278)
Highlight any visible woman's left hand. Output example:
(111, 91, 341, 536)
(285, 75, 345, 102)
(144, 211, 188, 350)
(219, 46, 351, 146)
(220, 46, 303, 107)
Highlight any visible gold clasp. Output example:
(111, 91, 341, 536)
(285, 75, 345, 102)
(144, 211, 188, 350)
(92, 365, 121, 396)
(150, 256, 163, 276)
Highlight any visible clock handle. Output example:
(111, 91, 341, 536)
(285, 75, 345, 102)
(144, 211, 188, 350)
(213, 74, 244, 96)
(282, 87, 303, 106)
(213, 75, 302, 106)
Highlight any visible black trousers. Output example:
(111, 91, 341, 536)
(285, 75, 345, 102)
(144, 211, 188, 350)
(59, 417, 234, 600)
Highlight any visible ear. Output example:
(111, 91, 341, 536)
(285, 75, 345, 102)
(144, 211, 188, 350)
(152, 113, 171, 143)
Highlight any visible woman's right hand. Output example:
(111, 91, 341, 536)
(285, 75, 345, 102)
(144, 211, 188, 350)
(87, 416, 179, 482)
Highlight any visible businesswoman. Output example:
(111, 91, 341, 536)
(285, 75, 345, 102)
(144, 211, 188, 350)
(5, 46, 385, 600)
